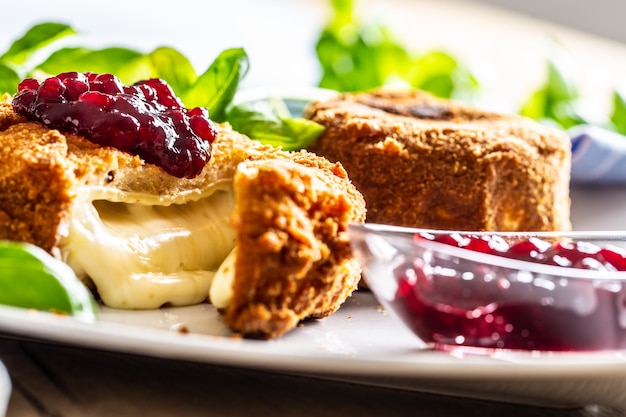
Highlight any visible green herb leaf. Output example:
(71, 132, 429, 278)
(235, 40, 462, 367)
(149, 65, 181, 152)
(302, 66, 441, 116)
(610, 90, 626, 135)
(147, 46, 197, 94)
(35, 46, 151, 83)
(520, 88, 548, 121)
(315, 0, 477, 99)
(549, 100, 587, 129)
(406, 51, 479, 99)
(545, 48, 579, 102)
(0, 241, 97, 322)
(227, 99, 325, 151)
(330, 0, 354, 27)
(0, 22, 75, 65)
(316, 19, 410, 92)
(316, 0, 399, 91)
(0, 63, 21, 95)
(182, 47, 249, 122)
(519, 42, 587, 129)
(276, 117, 326, 150)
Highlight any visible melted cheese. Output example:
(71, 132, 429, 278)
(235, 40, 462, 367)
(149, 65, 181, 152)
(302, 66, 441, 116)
(209, 247, 237, 308)
(59, 187, 237, 309)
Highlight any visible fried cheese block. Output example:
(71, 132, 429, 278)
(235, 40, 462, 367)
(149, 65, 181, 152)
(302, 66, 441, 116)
(0, 101, 365, 338)
(305, 89, 572, 232)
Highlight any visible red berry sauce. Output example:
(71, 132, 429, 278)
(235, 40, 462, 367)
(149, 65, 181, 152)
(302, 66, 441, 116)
(12, 72, 217, 178)
(391, 233, 626, 351)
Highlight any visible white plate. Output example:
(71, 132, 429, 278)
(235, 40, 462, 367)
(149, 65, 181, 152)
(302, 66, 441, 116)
(3, 284, 626, 410)
(0, 185, 626, 410)
(1, 186, 626, 410)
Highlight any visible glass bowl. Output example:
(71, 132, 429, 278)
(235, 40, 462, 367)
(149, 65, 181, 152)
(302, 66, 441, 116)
(348, 223, 626, 352)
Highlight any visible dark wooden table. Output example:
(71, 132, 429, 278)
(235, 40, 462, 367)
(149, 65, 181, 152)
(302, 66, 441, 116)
(0, 335, 622, 417)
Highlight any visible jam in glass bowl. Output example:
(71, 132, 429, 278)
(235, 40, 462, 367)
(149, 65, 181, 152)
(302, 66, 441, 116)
(348, 223, 626, 352)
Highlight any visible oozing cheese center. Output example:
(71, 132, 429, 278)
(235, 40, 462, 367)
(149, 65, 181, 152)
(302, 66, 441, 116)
(60, 187, 236, 309)
(209, 247, 237, 309)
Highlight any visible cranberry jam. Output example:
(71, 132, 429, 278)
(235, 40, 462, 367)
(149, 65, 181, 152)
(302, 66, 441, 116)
(12, 72, 217, 178)
(389, 232, 626, 352)
(349, 224, 626, 352)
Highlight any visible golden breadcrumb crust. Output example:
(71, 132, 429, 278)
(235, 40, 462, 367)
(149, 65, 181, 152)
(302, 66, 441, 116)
(0, 102, 365, 338)
(224, 159, 364, 338)
(305, 89, 572, 231)
(0, 117, 74, 251)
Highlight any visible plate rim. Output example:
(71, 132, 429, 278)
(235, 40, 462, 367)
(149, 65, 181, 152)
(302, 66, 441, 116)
(1, 293, 626, 382)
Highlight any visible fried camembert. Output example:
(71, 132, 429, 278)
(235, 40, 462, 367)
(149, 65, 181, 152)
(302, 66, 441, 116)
(0, 74, 365, 339)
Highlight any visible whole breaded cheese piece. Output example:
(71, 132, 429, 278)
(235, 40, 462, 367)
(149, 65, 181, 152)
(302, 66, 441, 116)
(305, 89, 572, 232)
(0, 101, 365, 338)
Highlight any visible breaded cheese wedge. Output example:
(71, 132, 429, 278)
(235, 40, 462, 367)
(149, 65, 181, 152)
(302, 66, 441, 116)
(214, 159, 363, 338)
(0, 102, 366, 338)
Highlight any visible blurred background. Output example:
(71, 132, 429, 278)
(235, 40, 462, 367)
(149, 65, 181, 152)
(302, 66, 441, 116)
(3, 0, 626, 123)
(468, 0, 626, 44)
(2, 0, 626, 227)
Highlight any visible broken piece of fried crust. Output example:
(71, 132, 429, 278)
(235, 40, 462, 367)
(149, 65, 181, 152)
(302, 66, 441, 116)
(0, 100, 366, 339)
(227, 159, 364, 338)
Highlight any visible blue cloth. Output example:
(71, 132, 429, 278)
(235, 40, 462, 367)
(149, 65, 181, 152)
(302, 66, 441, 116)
(569, 125, 626, 185)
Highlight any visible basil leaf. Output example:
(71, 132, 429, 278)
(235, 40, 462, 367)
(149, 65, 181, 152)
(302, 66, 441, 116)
(0, 241, 97, 322)
(330, 0, 354, 26)
(520, 88, 548, 121)
(549, 100, 587, 130)
(0, 63, 21, 95)
(182, 48, 249, 122)
(147, 46, 197, 94)
(276, 117, 326, 150)
(315, 0, 390, 91)
(227, 100, 325, 150)
(406, 51, 479, 99)
(35, 46, 152, 83)
(0, 22, 75, 65)
(519, 43, 587, 129)
(610, 90, 626, 135)
(315, 0, 477, 99)
(546, 49, 578, 102)
(316, 22, 410, 92)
